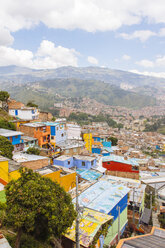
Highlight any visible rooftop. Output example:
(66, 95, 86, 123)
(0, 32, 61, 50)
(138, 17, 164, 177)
(73, 180, 130, 214)
(21, 123, 45, 128)
(65, 208, 112, 248)
(22, 136, 37, 142)
(74, 155, 96, 161)
(0, 128, 23, 137)
(117, 227, 165, 248)
(102, 155, 139, 166)
(76, 169, 102, 181)
(57, 139, 84, 149)
(13, 153, 48, 163)
(54, 155, 73, 161)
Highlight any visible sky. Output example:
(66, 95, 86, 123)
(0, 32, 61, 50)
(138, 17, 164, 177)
(1, 0, 165, 77)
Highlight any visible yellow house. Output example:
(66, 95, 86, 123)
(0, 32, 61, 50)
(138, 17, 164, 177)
(83, 133, 92, 153)
(0, 157, 9, 185)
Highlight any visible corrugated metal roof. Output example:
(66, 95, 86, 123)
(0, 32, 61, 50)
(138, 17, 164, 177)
(103, 155, 139, 166)
(0, 128, 23, 137)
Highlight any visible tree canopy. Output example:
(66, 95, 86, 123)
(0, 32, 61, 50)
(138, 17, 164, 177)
(26, 101, 38, 108)
(26, 147, 40, 155)
(0, 119, 16, 130)
(5, 168, 76, 248)
(0, 136, 14, 159)
(0, 91, 10, 101)
(108, 136, 118, 146)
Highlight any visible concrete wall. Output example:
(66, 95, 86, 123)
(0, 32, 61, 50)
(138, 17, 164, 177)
(21, 158, 49, 170)
(0, 159, 9, 183)
(9, 109, 39, 120)
(55, 124, 67, 144)
(53, 157, 74, 168)
(74, 158, 96, 169)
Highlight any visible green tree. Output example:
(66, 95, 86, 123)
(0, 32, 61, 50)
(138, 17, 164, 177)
(26, 101, 38, 108)
(5, 168, 76, 248)
(26, 147, 40, 155)
(0, 119, 16, 130)
(108, 136, 118, 146)
(0, 136, 14, 159)
(0, 91, 10, 101)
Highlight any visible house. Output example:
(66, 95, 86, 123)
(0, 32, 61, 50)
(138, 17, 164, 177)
(66, 123, 82, 140)
(63, 208, 113, 248)
(0, 156, 8, 186)
(22, 136, 38, 151)
(20, 123, 50, 148)
(116, 226, 165, 248)
(43, 121, 67, 147)
(82, 132, 92, 153)
(0, 232, 12, 248)
(53, 155, 74, 168)
(73, 180, 130, 246)
(0, 128, 24, 152)
(36, 165, 76, 192)
(73, 155, 97, 169)
(13, 153, 50, 170)
(103, 155, 139, 179)
(9, 105, 39, 120)
(57, 139, 85, 156)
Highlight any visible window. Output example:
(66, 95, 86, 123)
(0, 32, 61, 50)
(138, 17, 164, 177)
(51, 136, 54, 140)
(61, 133, 64, 137)
(15, 136, 18, 139)
(107, 162, 110, 165)
(91, 160, 94, 166)
(68, 160, 70, 165)
(82, 161, 85, 167)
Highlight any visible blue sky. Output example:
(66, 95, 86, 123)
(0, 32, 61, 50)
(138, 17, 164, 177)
(1, 0, 165, 77)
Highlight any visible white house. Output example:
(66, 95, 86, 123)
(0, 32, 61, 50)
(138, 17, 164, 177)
(9, 107, 39, 120)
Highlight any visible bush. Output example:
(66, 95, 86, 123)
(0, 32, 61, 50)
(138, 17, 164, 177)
(0, 136, 14, 159)
(26, 147, 40, 155)
(0, 119, 16, 130)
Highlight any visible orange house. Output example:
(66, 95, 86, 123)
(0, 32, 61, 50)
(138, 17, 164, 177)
(20, 123, 50, 148)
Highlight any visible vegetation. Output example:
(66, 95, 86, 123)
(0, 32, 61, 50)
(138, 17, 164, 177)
(158, 213, 165, 228)
(26, 101, 38, 108)
(5, 168, 76, 248)
(0, 136, 14, 159)
(26, 147, 40, 155)
(144, 117, 165, 134)
(3, 77, 156, 110)
(107, 136, 118, 146)
(0, 119, 16, 130)
(0, 91, 10, 101)
(68, 112, 123, 128)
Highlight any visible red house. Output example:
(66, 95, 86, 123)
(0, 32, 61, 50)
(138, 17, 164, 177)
(102, 155, 139, 179)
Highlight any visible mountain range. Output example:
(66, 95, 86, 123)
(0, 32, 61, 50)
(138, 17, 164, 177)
(0, 65, 164, 109)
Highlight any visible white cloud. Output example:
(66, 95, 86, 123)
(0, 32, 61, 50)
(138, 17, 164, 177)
(87, 56, 98, 65)
(122, 54, 131, 60)
(0, 27, 14, 46)
(136, 59, 154, 68)
(0, 40, 79, 69)
(130, 69, 165, 79)
(119, 30, 156, 42)
(1, 0, 165, 36)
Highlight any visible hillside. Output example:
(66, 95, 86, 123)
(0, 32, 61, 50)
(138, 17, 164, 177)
(1, 78, 156, 110)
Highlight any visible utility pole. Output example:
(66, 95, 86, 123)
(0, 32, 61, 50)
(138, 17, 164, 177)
(76, 175, 80, 248)
(133, 188, 135, 225)
(118, 206, 120, 243)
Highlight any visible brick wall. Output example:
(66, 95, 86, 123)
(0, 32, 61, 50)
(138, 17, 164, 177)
(20, 125, 35, 137)
(39, 112, 53, 122)
(106, 170, 139, 180)
(8, 99, 25, 109)
(21, 158, 49, 170)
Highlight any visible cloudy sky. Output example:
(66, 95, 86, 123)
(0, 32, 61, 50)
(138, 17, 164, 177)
(1, 0, 165, 77)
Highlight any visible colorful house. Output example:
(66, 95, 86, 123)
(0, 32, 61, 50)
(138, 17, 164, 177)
(73, 180, 130, 246)
(103, 155, 139, 179)
(63, 208, 113, 248)
(83, 132, 92, 153)
(22, 136, 38, 151)
(9, 106, 39, 120)
(53, 155, 74, 168)
(20, 123, 50, 148)
(0, 128, 24, 152)
(0, 156, 9, 186)
(73, 155, 97, 169)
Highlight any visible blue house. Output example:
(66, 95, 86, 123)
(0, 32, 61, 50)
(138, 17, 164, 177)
(53, 155, 97, 170)
(0, 128, 24, 152)
(73, 180, 130, 246)
(73, 155, 97, 169)
(43, 122, 67, 146)
(53, 155, 74, 168)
